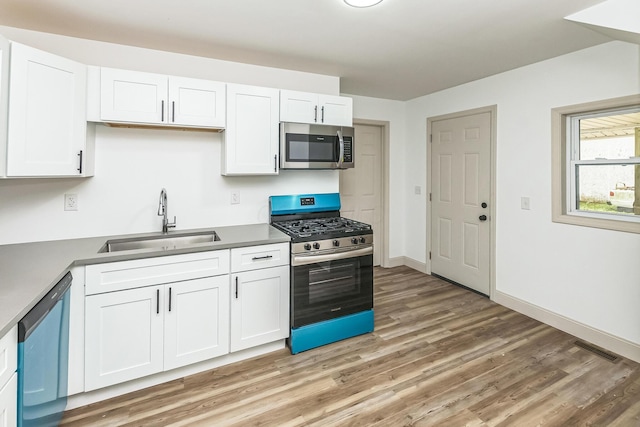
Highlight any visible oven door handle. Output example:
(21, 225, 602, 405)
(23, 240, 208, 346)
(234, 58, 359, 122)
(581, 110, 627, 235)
(292, 246, 373, 266)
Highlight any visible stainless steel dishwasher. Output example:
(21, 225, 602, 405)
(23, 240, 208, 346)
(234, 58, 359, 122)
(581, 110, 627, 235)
(17, 271, 72, 427)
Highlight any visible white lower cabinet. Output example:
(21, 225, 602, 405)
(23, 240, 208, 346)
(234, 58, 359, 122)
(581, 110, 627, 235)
(83, 244, 289, 392)
(84, 250, 231, 391)
(0, 325, 17, 427)
(230, 243, 290, 352)
(85, 285, 164, 391)
(0, 373, 17, 427)
(230, 266, 290, 352)
(164, 276, 230, 370)
(85, 275, 229, 391)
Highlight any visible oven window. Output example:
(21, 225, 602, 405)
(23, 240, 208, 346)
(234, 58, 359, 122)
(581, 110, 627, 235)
(287, 137, 336, 162)
(308, 262, 359, 305)
(292, 254, 373, 327)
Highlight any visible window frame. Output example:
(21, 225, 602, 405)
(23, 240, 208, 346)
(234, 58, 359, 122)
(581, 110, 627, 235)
(551, 94, 640, 234)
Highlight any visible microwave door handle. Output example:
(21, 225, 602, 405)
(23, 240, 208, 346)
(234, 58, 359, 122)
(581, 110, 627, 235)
(338, 130, 345, 168)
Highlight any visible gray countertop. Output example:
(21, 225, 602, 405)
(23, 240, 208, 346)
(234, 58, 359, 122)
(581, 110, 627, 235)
(0, 224, 290, 338)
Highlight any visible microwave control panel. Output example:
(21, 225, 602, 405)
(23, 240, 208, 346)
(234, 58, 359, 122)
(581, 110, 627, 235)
(343, 139, 353, 163)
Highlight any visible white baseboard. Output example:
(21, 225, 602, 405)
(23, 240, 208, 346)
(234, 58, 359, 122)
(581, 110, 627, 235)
(494, 290, 640, 363)
(386, 256, 427, 273)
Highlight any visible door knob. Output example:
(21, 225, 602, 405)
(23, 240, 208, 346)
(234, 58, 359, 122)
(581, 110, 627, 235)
(479, 215, 487, 221)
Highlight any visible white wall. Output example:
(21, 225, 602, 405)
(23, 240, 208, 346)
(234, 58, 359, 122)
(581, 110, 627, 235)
(403, 41, 640, 354)
(0, 27, 341, 244)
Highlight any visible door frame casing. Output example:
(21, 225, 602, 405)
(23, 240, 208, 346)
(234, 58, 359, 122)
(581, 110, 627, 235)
(426, 105, 497, 299)
(351, 118, 390, 268)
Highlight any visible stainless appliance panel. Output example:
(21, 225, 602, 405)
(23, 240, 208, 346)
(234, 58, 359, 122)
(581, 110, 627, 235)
(280, 122, 354, 170)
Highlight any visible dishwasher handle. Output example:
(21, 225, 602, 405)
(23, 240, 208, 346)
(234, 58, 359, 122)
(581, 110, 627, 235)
(18, 271, 73, 342)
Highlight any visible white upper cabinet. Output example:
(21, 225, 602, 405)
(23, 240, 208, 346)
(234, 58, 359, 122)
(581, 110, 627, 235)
(280, 90, 353, 126)
(0, 35, 9, 176)
(99, 67, 225, 129)
(222, 83, 280, 175)
(3, 42, 90, 177)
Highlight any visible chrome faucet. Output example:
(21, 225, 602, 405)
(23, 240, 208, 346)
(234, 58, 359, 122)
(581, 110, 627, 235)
(157, 188, 176, 233)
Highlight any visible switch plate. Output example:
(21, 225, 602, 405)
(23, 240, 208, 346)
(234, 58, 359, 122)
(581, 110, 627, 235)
(521, 196, 531, 210)
(64, 193, 78, 211)
(231, 192, 240, 205)
(414, 186, 421, 195)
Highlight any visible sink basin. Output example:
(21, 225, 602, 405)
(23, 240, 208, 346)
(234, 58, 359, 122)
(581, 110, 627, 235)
(99, 231, 220, 253)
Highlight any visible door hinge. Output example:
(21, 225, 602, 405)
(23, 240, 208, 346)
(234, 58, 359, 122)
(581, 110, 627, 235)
(429, 251, 432, 260)
(429, 193, 432, 202)
(430, 134, 433, 143)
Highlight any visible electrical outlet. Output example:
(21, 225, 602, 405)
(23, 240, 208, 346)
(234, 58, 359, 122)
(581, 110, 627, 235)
(414, 186, 422, 195)
(231, 192, 240, 205)
(64, 193, 78, 211)
(521, 196, 531, 210)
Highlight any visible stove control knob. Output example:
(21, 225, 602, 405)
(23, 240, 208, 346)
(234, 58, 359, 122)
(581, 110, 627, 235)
(304, 243, 311, 251)
(333, 240, 340, 247)
(351, 238, 359, 244)
(359, 237, 367, 244)
(313, 242, 320, 250)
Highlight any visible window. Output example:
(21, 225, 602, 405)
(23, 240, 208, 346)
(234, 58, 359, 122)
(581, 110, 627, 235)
(552, 95, 640, 234)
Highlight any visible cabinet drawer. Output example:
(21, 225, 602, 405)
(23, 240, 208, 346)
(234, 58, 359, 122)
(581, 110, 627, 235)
(86, 250, 230, 295)
(0, 325, 17, 389)
(231, 243, 289, 272)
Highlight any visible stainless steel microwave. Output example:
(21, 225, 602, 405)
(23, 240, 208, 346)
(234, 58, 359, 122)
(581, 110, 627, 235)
(280, 122, 354, 170)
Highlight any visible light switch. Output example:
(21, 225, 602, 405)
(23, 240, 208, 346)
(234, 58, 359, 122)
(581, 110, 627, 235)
(521, 196, 531, 210)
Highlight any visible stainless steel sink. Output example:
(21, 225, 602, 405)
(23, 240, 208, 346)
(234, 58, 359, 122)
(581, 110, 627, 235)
(99, 231, 220, 253)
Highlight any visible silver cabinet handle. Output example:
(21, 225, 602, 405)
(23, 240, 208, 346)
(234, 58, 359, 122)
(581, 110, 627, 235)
(321, 105, 325, 123)
(274, 155, 278, 173)
(252, 255, 273, 261)
(161, 100, 165, 122)
(168, 287, 172, 312)
(314, 105, 318, 122)
(235, 276, 239, 299)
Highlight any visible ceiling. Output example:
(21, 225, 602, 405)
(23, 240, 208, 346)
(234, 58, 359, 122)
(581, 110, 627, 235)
(581, 112, 640, 139)
(0, 0, 616, 100)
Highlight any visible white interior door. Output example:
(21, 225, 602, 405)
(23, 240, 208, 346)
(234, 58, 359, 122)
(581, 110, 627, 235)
(340, 123, 383, 266)
(431, 111, 491, 295)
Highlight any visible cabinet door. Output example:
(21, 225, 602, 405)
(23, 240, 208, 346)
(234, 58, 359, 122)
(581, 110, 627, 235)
(100, 67, 167, 124)
(6, 43, 87, 176)
(222, 84, 279, 175)
(168, 77, 225, 128)
(85, 287, 164, 391)
(0, 325, 16, 392)
(279, 90, 318, 124)
(0, 373, 17, 427)
(319, 95, 353, 126)
(230, 265, 290, 352)
(0, 35, 9, 176)
(164, 276, 230, 370)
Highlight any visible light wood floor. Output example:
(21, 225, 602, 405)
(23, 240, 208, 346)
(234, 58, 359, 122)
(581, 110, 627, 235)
(61, 266, 640, 426)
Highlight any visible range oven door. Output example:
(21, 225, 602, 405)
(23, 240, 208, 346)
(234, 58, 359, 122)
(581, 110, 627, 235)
(291, 247, 373, 328)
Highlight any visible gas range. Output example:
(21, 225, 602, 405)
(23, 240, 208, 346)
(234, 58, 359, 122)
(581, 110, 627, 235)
(269, 194, 373, 255)
(269, 192, 375, 354)
(273, 216, 372, 240)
